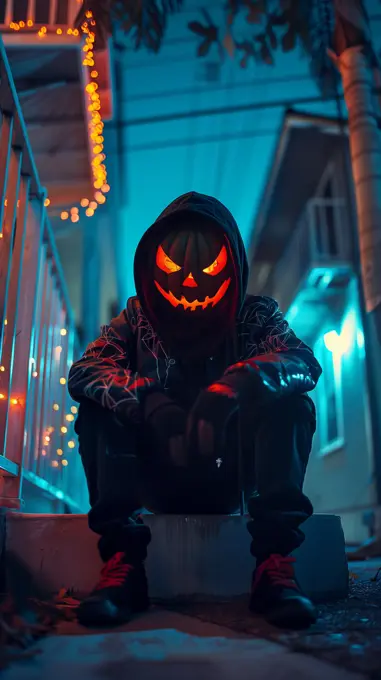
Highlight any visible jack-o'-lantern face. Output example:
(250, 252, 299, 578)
(153, 228, 236, 314)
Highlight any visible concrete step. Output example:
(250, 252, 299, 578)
(5, 513, 348, 602)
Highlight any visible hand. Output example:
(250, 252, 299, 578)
(144, 391, 188, 466)
(186, 382, 239, 458)
(113, 376, 157, 426)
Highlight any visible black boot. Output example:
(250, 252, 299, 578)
(249, 554, 316, 629)
(77, 552, 149, 627)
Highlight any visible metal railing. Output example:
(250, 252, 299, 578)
(271, 197, 352, 313)
(0, 0, 79, 30)
(0, 36, 87, 512)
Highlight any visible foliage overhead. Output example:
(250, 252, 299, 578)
(76, 0, 378, 97)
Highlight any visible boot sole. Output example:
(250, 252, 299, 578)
(77, 599, 150, 628)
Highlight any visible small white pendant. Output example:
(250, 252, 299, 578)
(216, 458, 223, 468)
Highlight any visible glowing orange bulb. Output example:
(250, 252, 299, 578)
(91, 70, 98, 78)
(86, 208, 95, 217)
(61, 211, 69, 220)
(57, 448, 63, 456)
(44, 435, 50, 443)
(73, 29, 79, 36)
(27, 20, 33, 27)
(52, 461, 59, 468)
(19, 21, 25, 28)
(56, 28, 62, 34)
(71, 406, 78, 414)
(0, 394, 5, 400)
(102, 184, 110, 193)
(81, 198, 89, 207)
(0, 366, 4, 372)
(44, 198, 50, 206)
(41, 450, 46, 456)
(71, 214, 80, 223)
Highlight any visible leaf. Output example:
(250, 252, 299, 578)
(260, 41, 274, 65)
(198, 39, 212, 57)
(267, 23, 277, 49)
(223, 31, 236, 57)
(269, 11, 288, 26)
(188, 20, 210, 36)
(281, 27, 296, 52)
(246, 7, 263, 24)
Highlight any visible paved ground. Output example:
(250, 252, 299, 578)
(2, 609, 365, 680)
(1, 560, 380, 680)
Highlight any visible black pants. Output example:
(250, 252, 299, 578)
(75, 394, 316, 562)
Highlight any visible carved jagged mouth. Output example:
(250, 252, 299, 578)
(154, 278, 231, 311)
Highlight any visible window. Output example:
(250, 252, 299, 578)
(316, 338, 344, 455)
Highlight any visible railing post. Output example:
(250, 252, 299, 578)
(4, 1, 13, 26)
(0, 147, 22, 448)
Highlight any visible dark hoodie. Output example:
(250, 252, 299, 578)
(68, 192, 321, 415)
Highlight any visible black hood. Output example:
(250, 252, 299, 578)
(133, 192, 249, 358)
(134, 191, 249, 311)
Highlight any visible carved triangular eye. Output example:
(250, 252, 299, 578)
(203, 246, 227, 276)
(156, 245, 181, 274)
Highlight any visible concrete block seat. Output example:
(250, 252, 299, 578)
(5, 513, 348, 602)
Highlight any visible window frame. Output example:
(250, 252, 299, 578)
(315, 336, 345, 456)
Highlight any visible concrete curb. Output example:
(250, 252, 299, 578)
(5, 512, 348, 601)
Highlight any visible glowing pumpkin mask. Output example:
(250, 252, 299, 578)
(153, 228, 235, 314)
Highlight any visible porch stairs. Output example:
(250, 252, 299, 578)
(1, 513, 352, 680)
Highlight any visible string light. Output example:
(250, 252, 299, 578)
(0, 366, 5, 372)
(62, 459, 69, 466)
(52, 461, 59, 468)
(59, 377, 66, 385)
(32, 370, 38, 378)
(44, 198, 50, 207)
(71, 406, 78, 414)
(8, 15, 110, 221)
(57, 448, 63, 456)
(68, 440, 76, 449)
(53, 403, 60, 411)
(60, 329, 67, 336)
(65, 414, 75, 422)
(61, 426, 68, 434)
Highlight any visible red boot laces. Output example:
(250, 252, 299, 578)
(252, 554, 298, 591)
(95, 552, 134, 590)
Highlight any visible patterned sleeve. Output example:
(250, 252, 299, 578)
(243, 297, 322, 384)
(68, 310, 153, 413)
(218, 297, 322, 400)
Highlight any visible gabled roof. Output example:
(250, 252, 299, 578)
(247, 109, 349, 265)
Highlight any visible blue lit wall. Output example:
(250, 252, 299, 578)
(304, 277, 375, 543)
